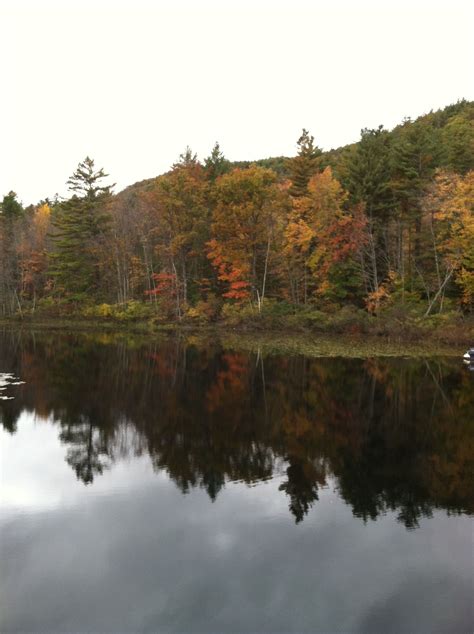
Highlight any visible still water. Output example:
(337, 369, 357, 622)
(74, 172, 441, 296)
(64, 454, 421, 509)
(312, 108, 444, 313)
(0, 330, 473, 633)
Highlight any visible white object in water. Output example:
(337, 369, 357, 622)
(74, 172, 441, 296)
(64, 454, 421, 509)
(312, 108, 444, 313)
(463, 348, 474, 362)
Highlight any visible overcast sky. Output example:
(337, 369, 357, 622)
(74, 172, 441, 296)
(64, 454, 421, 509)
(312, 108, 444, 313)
(2, 0, 473, 205)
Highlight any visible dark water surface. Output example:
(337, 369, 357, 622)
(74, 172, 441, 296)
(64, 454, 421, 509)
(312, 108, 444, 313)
(1, 330, 473, 633)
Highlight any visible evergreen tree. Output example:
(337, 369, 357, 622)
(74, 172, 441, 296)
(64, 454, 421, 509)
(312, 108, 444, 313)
(0, 192, 24, 315)
(441, 110, 474, 174)
(50, 157, 113, 297)
(204, 142, 230, 181)
(391, 120, 439, 263)
(173, 146, 199, 170)
(342, 126, 393, 220)
(341, 126, 393, 293)
(288, 129, 322, 197)
(1, 191, 24, 217)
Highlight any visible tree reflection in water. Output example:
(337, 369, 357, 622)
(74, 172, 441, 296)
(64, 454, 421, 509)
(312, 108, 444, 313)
(1, 331, 473, 528)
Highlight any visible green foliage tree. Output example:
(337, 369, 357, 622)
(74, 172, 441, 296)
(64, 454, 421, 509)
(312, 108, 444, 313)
(288, 129, 322, 197)
(0, 192, 24, 315)
(341, 126, 393, 292)
(173, 146, 199, 169)
(204, 142, 230, 181)
(391, 120, 439, 204)
(441, 110, 474, 174)
(390, 119, 440, 275)
(50, 157, 113, 297)
(1, 191, 24, 217)
(342, 126, 393, 220)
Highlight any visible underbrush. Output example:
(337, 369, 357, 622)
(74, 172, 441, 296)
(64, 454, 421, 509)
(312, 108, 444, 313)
(4, 297, 473, 343)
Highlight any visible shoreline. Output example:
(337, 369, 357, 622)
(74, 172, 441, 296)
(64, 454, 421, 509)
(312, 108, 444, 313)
(1, 315, 472, 358)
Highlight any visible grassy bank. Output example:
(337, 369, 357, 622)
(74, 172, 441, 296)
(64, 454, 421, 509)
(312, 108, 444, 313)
(1, 301, 473, 354)
(0, 321, 468, 359)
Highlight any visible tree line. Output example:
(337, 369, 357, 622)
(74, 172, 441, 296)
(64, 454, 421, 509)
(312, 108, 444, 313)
(1, 99, 473, 320)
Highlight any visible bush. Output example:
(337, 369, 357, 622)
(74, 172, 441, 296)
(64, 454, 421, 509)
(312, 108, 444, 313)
(324, 305, 371, 334)
(260, 300, 296, 317)
(221, 301, 257, 326)
(33, 296, 81, 317)
(80, 300, 155, 322)
(184, 294, 222, 323)
(116, 300, 155, 321)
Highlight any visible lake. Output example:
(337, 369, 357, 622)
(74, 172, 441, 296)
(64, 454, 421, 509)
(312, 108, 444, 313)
(1, 330, 473, 633)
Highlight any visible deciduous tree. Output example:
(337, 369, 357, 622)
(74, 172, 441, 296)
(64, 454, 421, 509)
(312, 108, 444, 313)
(209, 166, 288, 311)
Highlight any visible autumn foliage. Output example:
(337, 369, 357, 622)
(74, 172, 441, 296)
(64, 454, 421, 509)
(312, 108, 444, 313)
(1, 100, 473, 320)
(207, 239, 250, 300)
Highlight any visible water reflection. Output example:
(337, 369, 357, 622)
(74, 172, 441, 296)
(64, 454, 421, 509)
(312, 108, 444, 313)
(1, 330, 473, 528)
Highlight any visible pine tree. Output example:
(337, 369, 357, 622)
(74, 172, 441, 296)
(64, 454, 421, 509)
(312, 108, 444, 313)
(50, 157, 113, 297)
(341, 126, 393, 293)
(204, 142, 230, 181)
(1, 191, 24, 217)
(391, 120, 439, 265)
(0, 192, 24, 315)
(391, 120, 439, 205)
(342, 126, 393, 220)
(173, 146, 199, 169)
(288, 129, 322, 197)
(441, 110, 474, 174)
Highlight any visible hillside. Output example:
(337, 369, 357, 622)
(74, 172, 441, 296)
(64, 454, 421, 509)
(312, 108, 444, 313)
(1, 99, 473, 338)
(119, 99, 473, 197)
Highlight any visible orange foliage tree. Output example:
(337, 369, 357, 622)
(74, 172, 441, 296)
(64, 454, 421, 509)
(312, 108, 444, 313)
(285, 167, 367, 304)
(142, 161, 209, 318)
(422, 170, 474, 313)
(208, 166, 289, 311)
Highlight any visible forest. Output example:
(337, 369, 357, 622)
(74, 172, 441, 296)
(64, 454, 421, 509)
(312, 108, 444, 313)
(1, 100, 473, 335)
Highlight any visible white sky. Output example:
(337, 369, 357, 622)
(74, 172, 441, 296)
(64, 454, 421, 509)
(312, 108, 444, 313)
(1, 0, 473, 205)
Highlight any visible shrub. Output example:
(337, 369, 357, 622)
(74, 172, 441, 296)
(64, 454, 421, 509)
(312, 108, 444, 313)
(185, 295, 222, 323)
(221, 302, 257, 326)
(80, 300, 155, 322)
(117, 300, 155, 321)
